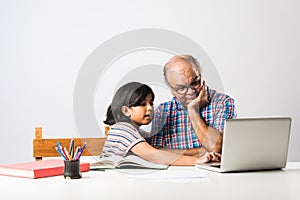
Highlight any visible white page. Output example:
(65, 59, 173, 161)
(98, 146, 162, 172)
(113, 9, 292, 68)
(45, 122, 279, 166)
(126, 167, 208, 183)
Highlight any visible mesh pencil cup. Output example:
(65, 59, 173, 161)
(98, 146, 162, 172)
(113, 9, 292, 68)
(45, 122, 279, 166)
(63, 160, 82, 179)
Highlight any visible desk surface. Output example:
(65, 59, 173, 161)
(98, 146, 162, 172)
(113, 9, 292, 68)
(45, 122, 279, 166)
(0, 162, 299, 200)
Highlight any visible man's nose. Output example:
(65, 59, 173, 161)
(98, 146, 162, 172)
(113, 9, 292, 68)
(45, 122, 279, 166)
(186, 86, 196, 95)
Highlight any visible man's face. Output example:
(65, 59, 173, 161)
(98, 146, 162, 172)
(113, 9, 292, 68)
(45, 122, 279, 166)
(166, 60, 201, 107)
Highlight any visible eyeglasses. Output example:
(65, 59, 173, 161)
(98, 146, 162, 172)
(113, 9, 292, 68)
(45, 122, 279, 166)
(169, 76, 202, 95)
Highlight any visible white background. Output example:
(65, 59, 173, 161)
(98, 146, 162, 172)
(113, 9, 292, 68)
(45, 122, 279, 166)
(0, 0, 299, 164)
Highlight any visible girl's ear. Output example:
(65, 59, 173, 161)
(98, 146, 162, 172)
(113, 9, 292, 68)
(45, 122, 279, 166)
(121, 106, 131, 117)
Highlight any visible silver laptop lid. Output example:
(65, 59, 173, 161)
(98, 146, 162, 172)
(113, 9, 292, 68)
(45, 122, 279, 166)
(220, 117, 292, 172)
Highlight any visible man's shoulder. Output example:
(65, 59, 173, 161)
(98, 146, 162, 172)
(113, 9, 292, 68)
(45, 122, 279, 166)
(156, 97, 177, 108)
(208, 87, 235, 103)
(154, 97, 181, 114)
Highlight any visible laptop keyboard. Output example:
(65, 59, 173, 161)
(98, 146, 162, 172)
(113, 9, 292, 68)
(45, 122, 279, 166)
(210, 164, 221, 168)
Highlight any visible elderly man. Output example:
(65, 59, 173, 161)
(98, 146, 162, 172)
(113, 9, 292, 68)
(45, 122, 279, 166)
(147, 55, 237, 155)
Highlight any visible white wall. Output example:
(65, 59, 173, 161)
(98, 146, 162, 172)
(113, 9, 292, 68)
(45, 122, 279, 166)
(0, 0, 299, 164)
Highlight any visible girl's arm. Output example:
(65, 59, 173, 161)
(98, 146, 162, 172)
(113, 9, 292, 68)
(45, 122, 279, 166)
(131, 141, 220, 166)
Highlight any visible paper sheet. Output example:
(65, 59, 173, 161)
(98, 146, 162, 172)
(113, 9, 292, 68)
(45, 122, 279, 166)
(126, 167, 209, 183)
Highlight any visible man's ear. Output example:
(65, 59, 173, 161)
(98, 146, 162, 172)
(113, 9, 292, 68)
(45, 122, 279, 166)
(170, 90, 176, 97)
(121, 106, 131, 117)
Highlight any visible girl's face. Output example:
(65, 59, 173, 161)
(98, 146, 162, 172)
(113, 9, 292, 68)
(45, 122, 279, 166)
(129, 93, 154, 126)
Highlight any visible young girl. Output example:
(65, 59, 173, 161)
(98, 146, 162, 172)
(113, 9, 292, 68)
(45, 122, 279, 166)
(101, 82, 220, 165)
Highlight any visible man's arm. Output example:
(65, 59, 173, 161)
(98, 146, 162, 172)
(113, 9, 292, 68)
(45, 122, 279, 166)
(187, 82, 223, 153)
(187, 107, 223, 153)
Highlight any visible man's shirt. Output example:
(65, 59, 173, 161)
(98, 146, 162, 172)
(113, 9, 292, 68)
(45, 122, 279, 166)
(147, 86, 237, 148)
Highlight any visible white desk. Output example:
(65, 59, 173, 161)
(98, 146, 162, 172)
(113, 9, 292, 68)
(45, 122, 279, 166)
(0, 162, 299, 200)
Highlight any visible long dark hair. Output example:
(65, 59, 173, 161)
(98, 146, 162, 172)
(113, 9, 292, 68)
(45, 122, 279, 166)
(103, 82, 155, 126)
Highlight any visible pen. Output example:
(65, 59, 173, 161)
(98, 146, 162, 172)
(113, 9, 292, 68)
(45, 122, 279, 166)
(55, 146, 67, 160)
(69, 137, 74, 159)
(73, 146, 81, 160)
(64, 147, 71, 160)
(75, 151, 82, 161)
(57, 141, 68, 160)
(61, 146, 69, 160)
(80, 142, 87, 154)
(57, 141, 62, 149)
(76, 142, 87, 160)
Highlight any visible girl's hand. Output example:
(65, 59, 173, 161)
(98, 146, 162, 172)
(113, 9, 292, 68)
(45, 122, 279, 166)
(197, 152, 221, 163)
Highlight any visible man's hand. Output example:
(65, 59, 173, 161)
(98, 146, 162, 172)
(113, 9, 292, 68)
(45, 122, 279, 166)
(187, 80, 208, 110)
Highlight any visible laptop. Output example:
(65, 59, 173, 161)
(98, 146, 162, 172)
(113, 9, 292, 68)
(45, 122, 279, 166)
(195, 117, 292, 173)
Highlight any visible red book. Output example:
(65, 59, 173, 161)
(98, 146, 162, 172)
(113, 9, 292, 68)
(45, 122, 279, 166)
(0, 159, 90, 179)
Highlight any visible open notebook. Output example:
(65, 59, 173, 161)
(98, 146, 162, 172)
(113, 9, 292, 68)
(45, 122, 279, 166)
(196, 117, 292, 173)
(90, 154, 169, 170)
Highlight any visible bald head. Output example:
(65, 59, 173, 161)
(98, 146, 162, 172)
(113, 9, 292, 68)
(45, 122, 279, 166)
(163, 55, 203, 106)
(163, 55, 202, 85)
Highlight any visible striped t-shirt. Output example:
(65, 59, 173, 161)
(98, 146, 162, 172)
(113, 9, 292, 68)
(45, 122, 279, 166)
(101, 122, 145, 158)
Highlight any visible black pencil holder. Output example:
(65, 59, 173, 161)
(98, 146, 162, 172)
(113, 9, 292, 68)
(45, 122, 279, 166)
(64, 160, 82, 179)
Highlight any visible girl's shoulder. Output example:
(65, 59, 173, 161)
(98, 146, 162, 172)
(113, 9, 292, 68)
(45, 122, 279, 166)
(110, 122, 137, 132)
(108, 122, 145, 141)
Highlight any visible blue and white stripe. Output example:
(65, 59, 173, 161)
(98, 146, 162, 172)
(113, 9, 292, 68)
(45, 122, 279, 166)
(101, 122, 145, 157)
